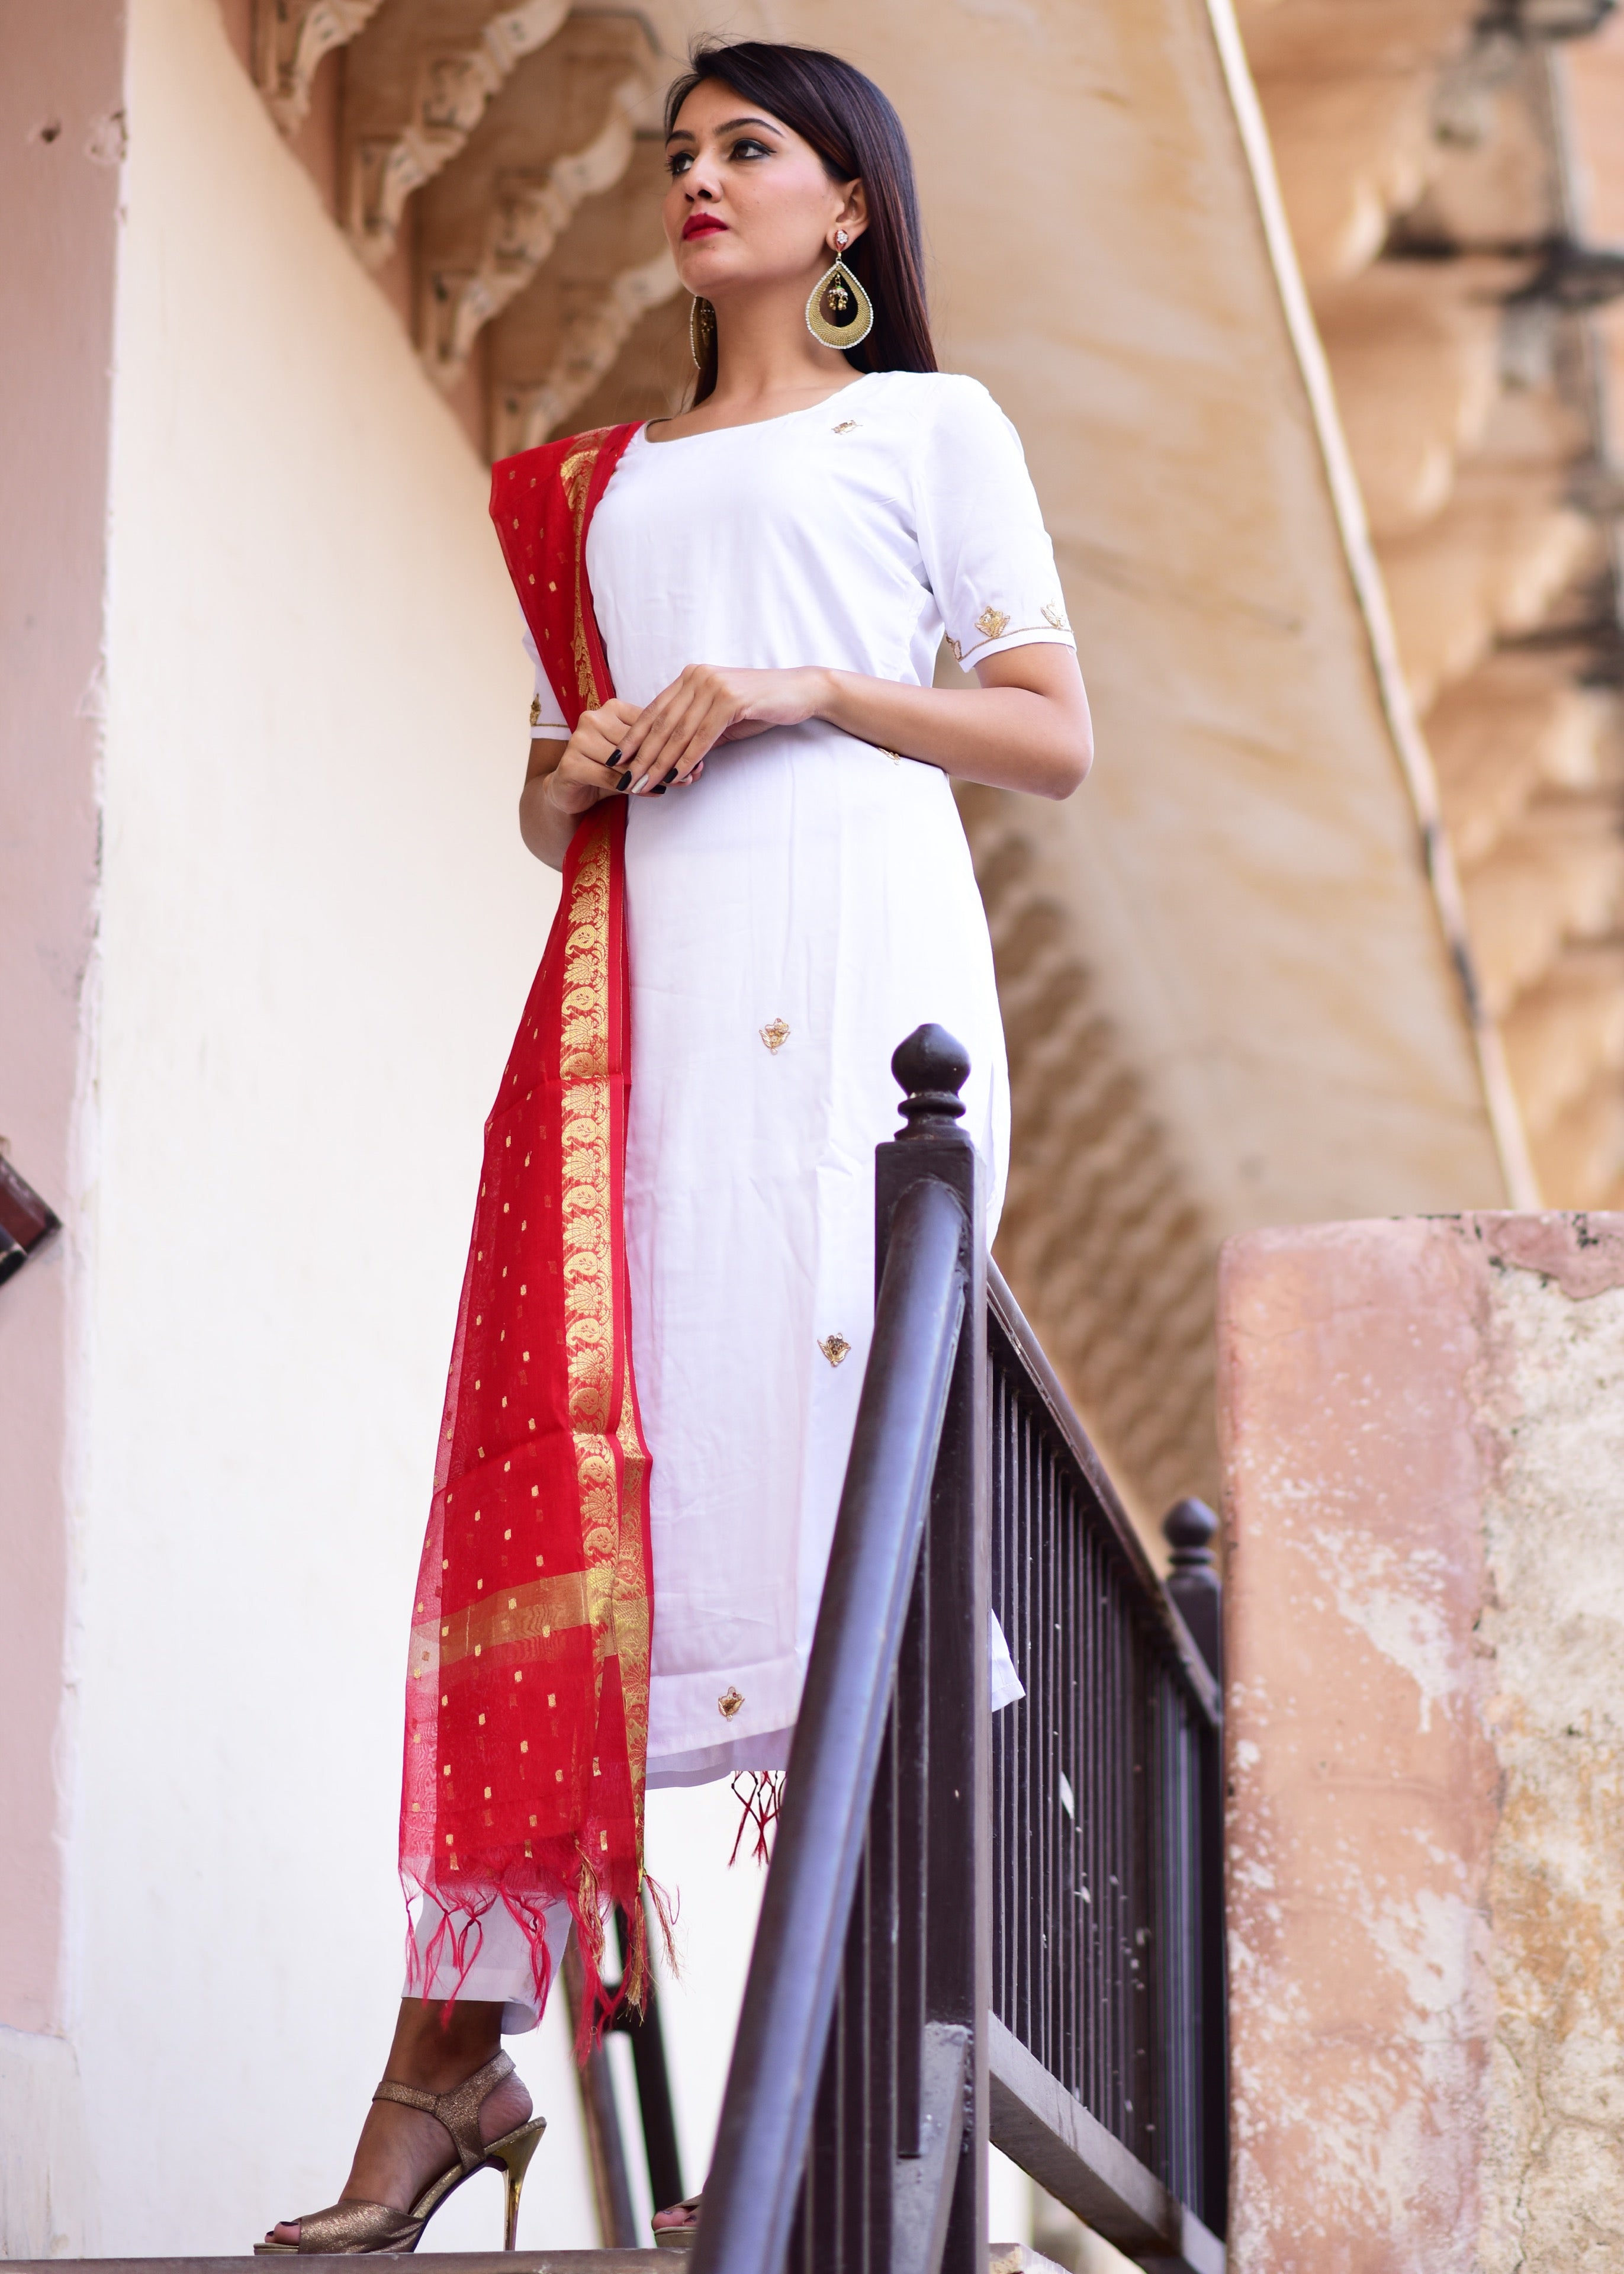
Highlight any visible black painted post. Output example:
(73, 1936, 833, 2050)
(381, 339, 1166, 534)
(606, 1900, 686, 2220)
(1162, 1496, 1227, 2237)
(1162, 1499, 1221, 1686)
(878, 1025, 989, 2274)
(693, 1027, 973, 2274)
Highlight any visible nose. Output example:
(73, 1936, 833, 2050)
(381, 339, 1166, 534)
(682, 149, 723, 202)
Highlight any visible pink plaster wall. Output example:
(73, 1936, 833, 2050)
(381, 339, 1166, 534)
(1220, 1213, 1624, 2273)
(0, 0, 124, 2032)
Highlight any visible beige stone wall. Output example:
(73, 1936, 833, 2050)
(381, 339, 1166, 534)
(1221, 1211, 1624, 2272)
(1237, 3, 1624, 1212)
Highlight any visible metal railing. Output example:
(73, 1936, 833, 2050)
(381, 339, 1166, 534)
(688, 1026, 1225, 2274)
(986, 1289, 1225, 2272)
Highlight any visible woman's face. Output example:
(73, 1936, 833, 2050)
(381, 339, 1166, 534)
(663, 78, 866, 304)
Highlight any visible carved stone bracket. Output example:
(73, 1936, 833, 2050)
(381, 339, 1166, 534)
(414, 15, 663, 390)
(254, 0, 386, 136)
(491, 246, 680, 452)
(345, 0, 573, 270)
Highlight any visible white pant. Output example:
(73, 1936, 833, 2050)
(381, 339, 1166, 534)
(406, 1894, 573, 2035)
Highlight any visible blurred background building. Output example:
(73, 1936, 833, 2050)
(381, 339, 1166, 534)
(2, 0, 1621, 2259)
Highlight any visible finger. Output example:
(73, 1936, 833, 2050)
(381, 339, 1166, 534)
(625, 673, 725, 784)
(622, 690, 697, 785)
(631, 689, 720, 789)
(575, 700, 642, 766)
(616, 679, 688, 766)
(553, 747, 625, 803)
(664, 701, 731, 785)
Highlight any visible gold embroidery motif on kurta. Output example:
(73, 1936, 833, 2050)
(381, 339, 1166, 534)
(832, 420, 858, 434)
(1042, 601, 1070, 631)
(819, 1334, 852, 1367)
(718, 1687, 745, 1719)
(529, 695, 542, 728)
(760, 1018, 790, 1053)
(975, 606, 1010, 641)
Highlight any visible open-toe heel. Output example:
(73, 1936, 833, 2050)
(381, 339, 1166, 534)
(653, 2191, 703, 2251)
(255, 2050, 545, 2255)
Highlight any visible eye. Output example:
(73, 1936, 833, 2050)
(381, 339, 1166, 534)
(728, 136, 772, 160)
(666, 149, 693, 176)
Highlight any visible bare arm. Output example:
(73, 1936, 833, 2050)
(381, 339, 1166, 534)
(518, 646, 1091, 868)
(518, 696, 668, 871)
(606, 644, 1092, 801)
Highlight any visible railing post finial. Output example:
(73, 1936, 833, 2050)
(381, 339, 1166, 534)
(892, 1023, 970, 1138)
(1163, 1495, 1218, 1571)
(1162, 1496, 1222, 1685)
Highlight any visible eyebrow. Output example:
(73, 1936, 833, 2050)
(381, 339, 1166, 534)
(665, 115, 784, 143)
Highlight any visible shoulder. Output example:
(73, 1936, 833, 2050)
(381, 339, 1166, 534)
(491, 422, 641, 500)
(863, 370, 1024, 452)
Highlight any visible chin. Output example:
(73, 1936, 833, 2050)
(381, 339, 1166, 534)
(677, 249, 736, 288)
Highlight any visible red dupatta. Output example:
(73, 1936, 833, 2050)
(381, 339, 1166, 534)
(400, 422, 654, 2035)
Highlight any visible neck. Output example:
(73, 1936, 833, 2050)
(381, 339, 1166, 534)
(708, 271, 856, 408)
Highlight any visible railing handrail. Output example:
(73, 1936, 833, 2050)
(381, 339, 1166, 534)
(988, 1263, 1220, 1728)
(690, 1170, 970, 2274)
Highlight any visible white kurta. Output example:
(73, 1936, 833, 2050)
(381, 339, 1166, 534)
(523, 369, 1075, 1786)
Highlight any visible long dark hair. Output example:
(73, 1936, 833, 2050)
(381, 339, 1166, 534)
(663, 40, 937, 404)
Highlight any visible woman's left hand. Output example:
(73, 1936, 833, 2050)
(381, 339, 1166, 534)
(615, 665, 829, 792)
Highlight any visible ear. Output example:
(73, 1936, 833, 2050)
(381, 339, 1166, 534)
(832, 176, 869, 249)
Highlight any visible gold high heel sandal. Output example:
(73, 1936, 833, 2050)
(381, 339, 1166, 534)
(255, 2049, 546, 2255)
(653, 2192, 703, 2251)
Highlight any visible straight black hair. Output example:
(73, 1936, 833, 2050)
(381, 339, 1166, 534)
(663, 40, 937, 404)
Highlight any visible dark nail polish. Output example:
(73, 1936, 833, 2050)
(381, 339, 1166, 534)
(615, 769, 632, 792)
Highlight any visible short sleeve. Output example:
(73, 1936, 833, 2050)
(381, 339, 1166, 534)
(914, 377, 1076, 672)
(521, 620, 571, 740)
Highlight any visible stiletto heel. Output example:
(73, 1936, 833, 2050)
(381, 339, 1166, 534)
(255, 2050, 545, 2254)
(494, 2121, 545, 2250)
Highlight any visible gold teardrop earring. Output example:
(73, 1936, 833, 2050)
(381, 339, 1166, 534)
(806, 228, 874, 351)
(689, 294, 716, 368)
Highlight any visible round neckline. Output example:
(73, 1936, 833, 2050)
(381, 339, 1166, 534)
(639, 370, 877, 448)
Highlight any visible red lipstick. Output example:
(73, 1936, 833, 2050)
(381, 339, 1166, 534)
(682, 213, 728, 240)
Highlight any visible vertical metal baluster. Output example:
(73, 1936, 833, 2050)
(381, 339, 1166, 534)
(865, 1690, 898, 2273)
(840, 1864, 864, 2274)
(1105, 1537, 1119, 2137)
(897, 1555, 927, 2159)
(1082, 1515, 1096, 2121)
(1028, 1403, 1040, 2063)
(987, 1364, 1001, 2028)
(1009, 1392, 1023, 2055)
(1063, 1471, 1075, 2100)
(989, 1363, 1004, 2030)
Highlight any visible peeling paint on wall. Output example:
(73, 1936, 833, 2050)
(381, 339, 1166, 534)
(1220, 1213, 1624, 2274)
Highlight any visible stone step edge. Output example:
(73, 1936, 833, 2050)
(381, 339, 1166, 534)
(1, 2248, 1065, 2273)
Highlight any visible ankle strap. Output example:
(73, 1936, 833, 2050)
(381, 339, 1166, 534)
(374, 2050, 514, 2173)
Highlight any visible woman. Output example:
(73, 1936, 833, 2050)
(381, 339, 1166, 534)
(261, 37, 1089, 2256)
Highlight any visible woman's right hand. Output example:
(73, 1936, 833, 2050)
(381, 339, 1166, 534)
(521, 697, 646, 868)
(541, 698, 646, 816)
